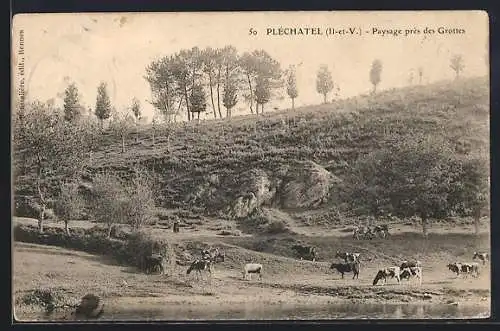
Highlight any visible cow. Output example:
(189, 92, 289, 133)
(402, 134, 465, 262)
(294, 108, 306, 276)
(373, 266, 401, 285)
(330, 261, 360, 279)
(201, 247, 225, 263)
(473, 252, 489, 265)
(292, 244, 317, 262)
(399, 266, 422, 285)
(143, 254, 164, 274)
(335, 251, 361, 263)
(186, 259, 212, 278)
(447, 263, 462, 276)
(373, 224, 390, 238)
(460, 262, 480, 278)
(243, 263, 263, 281)
(400, 260, 422, 270)
(353, 226, 374, 240)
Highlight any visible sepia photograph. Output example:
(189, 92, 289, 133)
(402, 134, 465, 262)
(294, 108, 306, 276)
(11, 11, 490, 321)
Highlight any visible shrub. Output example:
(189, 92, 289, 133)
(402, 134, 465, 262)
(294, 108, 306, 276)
(266, 220, 289, 234)
(124, 231, 173, 271)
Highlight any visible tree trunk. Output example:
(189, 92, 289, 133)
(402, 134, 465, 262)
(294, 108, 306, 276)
(209, 74, 217, 119)
(262, 103, 265, 113)
(323, 93, 327, 104)
(246, 73, 254, 114)
(107, 224, 114, 239)
(373, 84, 377, 94)
(184, 87, 191, 121)
(255, 103, 259, 115)
(38, 207, 45, 234)
(421, 216, 428, 238)
(217, 69, 222, 118)
(292, 98, 295, 110)
(64, 220, 70, 236)
(136, 123, 139, 142)
(121, 135, 125, 153)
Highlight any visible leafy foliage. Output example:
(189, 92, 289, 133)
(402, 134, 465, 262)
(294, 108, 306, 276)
(316, 65, 334, 103)
(95, 82, 112, 123)
(450, 54, 465, 79)
(370, 59, 383, 93)
(63, 83, 82, 122)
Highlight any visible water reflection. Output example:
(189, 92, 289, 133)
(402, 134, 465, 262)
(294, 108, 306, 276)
(20, 302, 489, 321)
(94, 302, 489, 320)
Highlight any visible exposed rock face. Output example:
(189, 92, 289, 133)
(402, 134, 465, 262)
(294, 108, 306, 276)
(279, 160, 341, 209)
(223, 161, 340, 218)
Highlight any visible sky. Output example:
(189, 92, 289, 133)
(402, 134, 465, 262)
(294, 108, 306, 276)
(12, 11, 489, 122)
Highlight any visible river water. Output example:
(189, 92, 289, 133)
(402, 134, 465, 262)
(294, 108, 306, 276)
(18, 302, 490, 321)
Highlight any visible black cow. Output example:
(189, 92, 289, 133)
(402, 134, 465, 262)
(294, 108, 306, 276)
(399, 266, 422, 285)
(187, 259, 212, 277)
(143, 254, 164, 274)
(447, 263, 462, 276)
(400, 260, 422, 270)
(330, 261, 360, 279)
(292, 244, 317, 262)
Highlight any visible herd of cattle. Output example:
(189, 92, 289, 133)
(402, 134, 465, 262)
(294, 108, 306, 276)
(141, 243, 489, 286)
(352, 224, 391, 240)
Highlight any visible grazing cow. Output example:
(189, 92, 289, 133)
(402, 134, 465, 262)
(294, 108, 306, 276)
(447, 263, 462, 276)
(353, 226, 374, 240)
(373, 224, 390, 238)
(400, 260, 422, 270)
(202, 247, 225, 263)
(292, 244, 317, 262)
(459, 262, 480, 278)
(143, 254, 164, 274)
(473, 252, 489, 265)
(186, 259, 212, 278)
(330, 261, 360, 279)
(373, 266, 401, 285)
(243, 263, 263, 280)
(335, 251, 361, 263)
(399, 267, 422, 285)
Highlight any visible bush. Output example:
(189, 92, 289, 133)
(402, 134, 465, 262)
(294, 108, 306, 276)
(266, 220, 289, 234)
(124, 231, 173, 270)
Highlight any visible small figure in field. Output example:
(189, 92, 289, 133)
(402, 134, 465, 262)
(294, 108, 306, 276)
(173, 219, 180, 233)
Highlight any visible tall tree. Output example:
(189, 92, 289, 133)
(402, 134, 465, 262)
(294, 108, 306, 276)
(369, 59, 383, 93)
(95, 82, 112, 128)
(110, 110, 134, 153)
(202, 47, 220, 119)
(130, 97, 141, 142)
(316, 64, 334, 104)
(189, 83, 207, 121)
(417, 66, 424, 85)
(63, 82, 82, 122)
(450, 54, 465, 80)
(286, 65, 299, 110)
(223, 79, 238, 119)
(254, 76, 271, 113)
(13, 101, 92, 233)
(239, 52, 258, 114)
(145, 56, 180, 124)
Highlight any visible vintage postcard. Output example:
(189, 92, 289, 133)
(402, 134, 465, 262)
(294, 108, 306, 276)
(11, 11, 490, 321)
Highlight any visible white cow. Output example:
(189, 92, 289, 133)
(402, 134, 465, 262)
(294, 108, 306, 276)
(242, 263, 263, 281)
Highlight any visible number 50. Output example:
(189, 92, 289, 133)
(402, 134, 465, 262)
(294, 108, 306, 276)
(249, 28, 257, 35)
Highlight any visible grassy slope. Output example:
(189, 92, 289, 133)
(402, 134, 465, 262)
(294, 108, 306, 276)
(81, 77, 488, 215)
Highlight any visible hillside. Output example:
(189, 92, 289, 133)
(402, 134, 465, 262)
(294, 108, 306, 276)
(13, 76, 489, 230)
